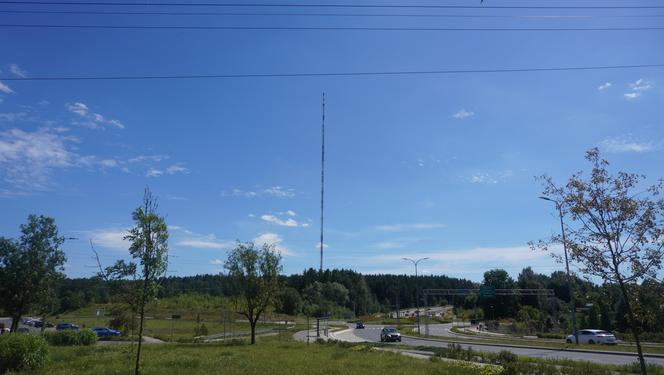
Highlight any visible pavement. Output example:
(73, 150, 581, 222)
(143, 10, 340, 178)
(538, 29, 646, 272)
(322, 323, 664, 367)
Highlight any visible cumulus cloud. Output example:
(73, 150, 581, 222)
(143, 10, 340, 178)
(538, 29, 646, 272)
(145, 168, 163, 178)
(166, 163, 189, 175)
(624, 78, 654, 100)
(597, 82, 612, 91)
(261, 214, 299, 227)
(65, 102, 125, 129)
(599, 136, 655, 153)
(78, 228, 130, 252)
(253, 233, 294, 256)
(452, 109, 474, 120)
(210, 259, 224, 265)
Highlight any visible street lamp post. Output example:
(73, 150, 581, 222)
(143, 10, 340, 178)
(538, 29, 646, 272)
(539, 196, 579, 344)
(403, 257, 429, 334)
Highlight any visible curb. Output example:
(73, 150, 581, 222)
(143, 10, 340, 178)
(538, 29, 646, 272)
(403, 335, 664, 359)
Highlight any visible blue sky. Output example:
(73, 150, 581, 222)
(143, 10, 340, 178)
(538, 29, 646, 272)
(1, 1, 663, 281)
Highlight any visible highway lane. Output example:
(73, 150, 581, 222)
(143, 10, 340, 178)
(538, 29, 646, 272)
(340, 324, 664, 367)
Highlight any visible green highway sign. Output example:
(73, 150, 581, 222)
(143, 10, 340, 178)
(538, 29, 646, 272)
(479, 286, 496, 298)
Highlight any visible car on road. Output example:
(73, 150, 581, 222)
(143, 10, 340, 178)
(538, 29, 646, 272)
(566, 329, 617, 345)
(56, 323, 80, 330)
(92, 327, 121, 337)
(356, 322, 365, 329)
(380, 327, 401, 342)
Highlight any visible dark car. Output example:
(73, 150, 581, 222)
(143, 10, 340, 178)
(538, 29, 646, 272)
(356, 322, 365, 329)
(92, 327, 121, 337)
(56, 323, 80, 330)
(380, 327, 401, 342)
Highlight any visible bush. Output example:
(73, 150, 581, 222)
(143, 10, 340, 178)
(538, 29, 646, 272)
(44, 329, 97, 346)
(0, 333, 49, 374)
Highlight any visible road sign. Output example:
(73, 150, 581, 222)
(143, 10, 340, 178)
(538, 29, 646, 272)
(479, 286, 496, 298)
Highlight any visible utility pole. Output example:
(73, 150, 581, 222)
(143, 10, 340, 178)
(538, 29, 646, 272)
(540, 196, 578, 344)
(319, 92, 326, 274)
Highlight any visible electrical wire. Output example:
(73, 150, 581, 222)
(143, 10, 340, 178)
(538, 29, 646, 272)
(2, 63, 663, 82)
(2, 9, 663, 18)
(1, 1, 664, 9)
(2, 23, 663, 31)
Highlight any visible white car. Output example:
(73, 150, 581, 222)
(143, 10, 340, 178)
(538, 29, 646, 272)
(566, 329, 617, 345)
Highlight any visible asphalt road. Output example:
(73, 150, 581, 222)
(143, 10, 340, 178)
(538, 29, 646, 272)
(338, 324, 664, 367)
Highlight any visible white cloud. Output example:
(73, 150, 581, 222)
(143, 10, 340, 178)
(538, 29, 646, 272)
(287, 210, 296, 217)
(469, 170, 514, 185)
(599, 136, 655, 153)
(99, 159, 119, 168)
(374, 223, 446, 232)
(0, 128, 77, 193)
(65, 102, 125, 129)
(145, 168, 163, 178)
(223, 186, 295, 198)
(452, 109, 474, 120)
(315, 242, 329, 249)
(128, 154, 169, 163)
(263, 186, 295, 198)
(597, 82, 612, 91)
(630, 78, 654, 92)
(0, 112, 28, 122)
(334, 244, 560, 280)
(0, 81, 14, 94)
(261, 214, 299, 227)
(375, 242, 402, 249)
(79, 228, 129, 252)
(254, 232, 294, 256)
(177, 234, 231, 250)
(624, 92, 641, 100)
(9, 64, 26, 78)
(624, 78, 654, 100)
(210, 259, 224, 265)
(166, 163, 189, 175)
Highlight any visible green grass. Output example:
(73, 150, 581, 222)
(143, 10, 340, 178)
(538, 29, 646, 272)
(412, 329, 664, 356)
(50, 305, 304, 342)
(12, 338, 483, 375)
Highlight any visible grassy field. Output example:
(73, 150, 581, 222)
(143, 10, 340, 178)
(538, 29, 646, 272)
(49, 305, 303, 342)
(11, 338, 486, 375)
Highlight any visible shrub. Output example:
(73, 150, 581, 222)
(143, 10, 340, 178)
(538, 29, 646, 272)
(193, 323, 209, 337)
(44, 329, 97, 346)
(0, 333, 49, 374)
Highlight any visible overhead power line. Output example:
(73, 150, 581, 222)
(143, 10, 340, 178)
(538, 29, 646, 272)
(2, 9, 664, 18)
(2, 63, 663, 82)
(2, 24, 663, 31)
(2, 1, 664, 9)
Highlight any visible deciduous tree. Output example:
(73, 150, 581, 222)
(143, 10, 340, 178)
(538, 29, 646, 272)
(225, 242, 282, 344)
(0, 215, 66, 332)
(534, 148, 664, 375)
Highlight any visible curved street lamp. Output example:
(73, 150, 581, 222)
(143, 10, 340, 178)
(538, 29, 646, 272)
(403, 257, 429, 334)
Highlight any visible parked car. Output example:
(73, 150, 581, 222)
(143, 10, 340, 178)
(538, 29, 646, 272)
(356, 321, 365, 329)
(566, 329, 617, 345)
(92, 327, 121, 337)
(56, 323, 80, 330)
(380, 327, 401, 342)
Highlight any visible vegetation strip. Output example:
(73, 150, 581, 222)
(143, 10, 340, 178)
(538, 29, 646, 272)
(403, 335, 664, 358)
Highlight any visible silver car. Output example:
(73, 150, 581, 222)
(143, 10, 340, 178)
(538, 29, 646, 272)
(566, 329, 617, 345)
